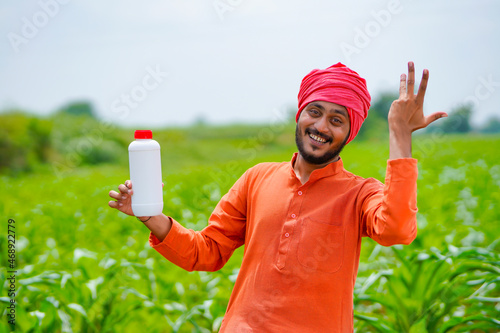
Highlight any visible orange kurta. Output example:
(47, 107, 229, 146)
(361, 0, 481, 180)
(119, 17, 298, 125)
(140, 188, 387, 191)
(150, 154, 418, 332)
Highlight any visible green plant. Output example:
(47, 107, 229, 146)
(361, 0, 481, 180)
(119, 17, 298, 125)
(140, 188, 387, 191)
(0, 126, 498, 332)
(354, 242, 500, 332)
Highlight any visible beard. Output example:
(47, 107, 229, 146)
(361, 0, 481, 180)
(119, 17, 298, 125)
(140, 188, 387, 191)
(295, 124, 348, 165)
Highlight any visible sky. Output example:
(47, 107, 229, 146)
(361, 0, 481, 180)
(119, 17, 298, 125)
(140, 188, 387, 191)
(1, 0, 499, 127)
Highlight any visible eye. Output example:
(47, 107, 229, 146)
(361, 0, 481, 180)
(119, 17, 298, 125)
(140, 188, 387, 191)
(308, 109, 320, 117)
(331, 118, 342, 125)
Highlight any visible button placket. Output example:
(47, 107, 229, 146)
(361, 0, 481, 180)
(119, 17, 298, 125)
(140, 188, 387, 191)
(276, 186, 305, 270)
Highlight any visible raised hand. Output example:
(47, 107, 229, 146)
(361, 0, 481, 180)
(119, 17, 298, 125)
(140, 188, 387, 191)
(388, 62, 447, 159)
(389, 61, 447, 133)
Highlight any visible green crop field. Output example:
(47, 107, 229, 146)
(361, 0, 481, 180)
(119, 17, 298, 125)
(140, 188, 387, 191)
(1, 120, 499, 332)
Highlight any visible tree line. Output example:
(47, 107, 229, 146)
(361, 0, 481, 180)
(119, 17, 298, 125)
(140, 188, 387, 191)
(1, 96, 499, 175)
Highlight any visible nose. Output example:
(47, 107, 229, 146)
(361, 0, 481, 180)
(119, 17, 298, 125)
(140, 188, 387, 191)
(315, 115, 329, 134)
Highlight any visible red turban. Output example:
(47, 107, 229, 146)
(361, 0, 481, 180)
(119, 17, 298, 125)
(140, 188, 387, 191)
(296, 62, 371, 144)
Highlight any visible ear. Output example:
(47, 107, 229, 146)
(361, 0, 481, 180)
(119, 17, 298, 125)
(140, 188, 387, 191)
(296, 110, 302, 123)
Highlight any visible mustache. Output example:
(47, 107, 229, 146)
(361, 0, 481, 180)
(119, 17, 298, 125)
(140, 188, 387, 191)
(305, 128, 332, 143)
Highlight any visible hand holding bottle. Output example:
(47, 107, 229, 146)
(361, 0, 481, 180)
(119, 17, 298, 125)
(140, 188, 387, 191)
(108, 180, 171, 240)
(108, 180, 135, 216)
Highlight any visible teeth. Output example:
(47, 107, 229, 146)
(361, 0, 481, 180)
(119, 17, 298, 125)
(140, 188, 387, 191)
(309, 133, 326, 143)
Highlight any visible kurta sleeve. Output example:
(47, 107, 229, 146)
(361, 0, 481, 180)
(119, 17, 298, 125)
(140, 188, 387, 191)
(360, 158, 418, 246)
(149, 170, 249, 271)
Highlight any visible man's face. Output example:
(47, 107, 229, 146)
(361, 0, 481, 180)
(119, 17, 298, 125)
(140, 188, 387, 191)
(295, 101, 351, 165)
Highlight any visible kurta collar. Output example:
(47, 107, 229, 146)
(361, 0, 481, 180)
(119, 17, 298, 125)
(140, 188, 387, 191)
(289, 152, 345, 183)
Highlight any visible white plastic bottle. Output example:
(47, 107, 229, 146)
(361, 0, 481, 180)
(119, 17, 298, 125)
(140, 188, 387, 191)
(128, 130, 163, 217)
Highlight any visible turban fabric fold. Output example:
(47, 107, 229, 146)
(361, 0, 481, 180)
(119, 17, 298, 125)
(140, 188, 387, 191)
(297, 62, 371, 144)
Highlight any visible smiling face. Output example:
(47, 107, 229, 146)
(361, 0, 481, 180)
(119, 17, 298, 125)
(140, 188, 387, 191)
(295, 101, 351, 165)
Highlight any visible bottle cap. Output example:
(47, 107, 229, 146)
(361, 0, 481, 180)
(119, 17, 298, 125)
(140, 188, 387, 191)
(134, 130, 153, 139)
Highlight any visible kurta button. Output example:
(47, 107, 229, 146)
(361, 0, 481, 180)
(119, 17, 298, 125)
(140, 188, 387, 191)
(298, 191, 303, 195)
(285, 233, 290, 238)
(291, 214, 296, 218)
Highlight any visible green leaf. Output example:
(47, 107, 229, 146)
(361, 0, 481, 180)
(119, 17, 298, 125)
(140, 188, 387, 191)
(438, 314, 500, 332)
(212, 316, 224, 332)
(67, 303, 88, 318)
(409, 315, 428, 333)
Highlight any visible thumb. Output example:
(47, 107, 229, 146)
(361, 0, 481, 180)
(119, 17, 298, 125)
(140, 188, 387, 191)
(424, 112, 448, 127)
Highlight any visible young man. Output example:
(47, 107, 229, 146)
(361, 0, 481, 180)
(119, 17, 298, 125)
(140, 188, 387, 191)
(109, 62, 447, 332)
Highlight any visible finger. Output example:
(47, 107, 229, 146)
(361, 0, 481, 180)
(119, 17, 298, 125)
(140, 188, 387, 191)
(109, 190, 123, 200)
(125, 180, 132, 189)
(118, 184, 130, 194)
(424, 112, 448, 127)
(407, 61, 415, 96)
(399, 73, 407, 97)
(108, 200, 123, 209)
(416, 69, 429, 105)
